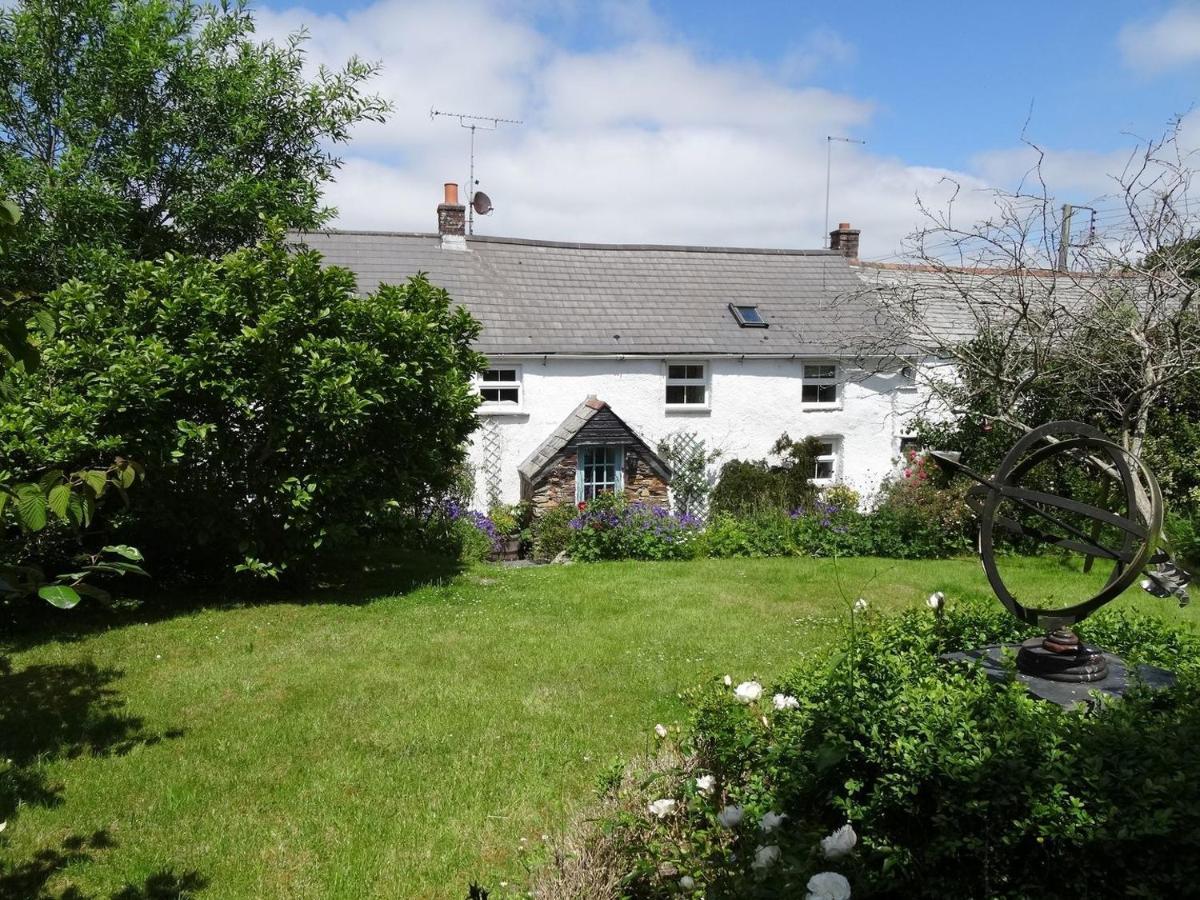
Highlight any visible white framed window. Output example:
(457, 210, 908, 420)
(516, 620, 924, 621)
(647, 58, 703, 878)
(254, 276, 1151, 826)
(812, 438, 840, 483)
(801, 363, 839, 407)
(577, 445, 624, 502)
(477, 365, 522, 413)
(665, 362, 709, 408)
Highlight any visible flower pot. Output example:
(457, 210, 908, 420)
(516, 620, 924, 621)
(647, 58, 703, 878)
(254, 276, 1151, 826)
(493, 536, 521, 562)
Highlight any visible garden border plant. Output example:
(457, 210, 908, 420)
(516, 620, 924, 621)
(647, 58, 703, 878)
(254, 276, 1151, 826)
(532, 597, 1200, 898)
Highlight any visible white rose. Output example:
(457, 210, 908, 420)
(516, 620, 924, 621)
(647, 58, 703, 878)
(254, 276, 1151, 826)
(679, 875, 696, 890)
(772, 693, 800, 711)
(695, 774, 716, 796)
(806, 871, 852, 900)
(723, 674, 733, 686)
(927, 591, 945, 610)
(734, 681, 763, 703)
(821, 823, 858, 859)
(654, 723, 668, 738)
(716, 804, 743, 828)
(759, 810, 786, 832)
(853, 597, 868, 613)
(647, 798, 677, 819)
(751, 844, 780, 871)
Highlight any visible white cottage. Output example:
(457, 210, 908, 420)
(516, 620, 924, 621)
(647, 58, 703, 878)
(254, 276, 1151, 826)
(296, 184, 925, 512)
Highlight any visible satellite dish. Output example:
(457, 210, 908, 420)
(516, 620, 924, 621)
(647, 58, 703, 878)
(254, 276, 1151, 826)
(472, 191, 493, 216)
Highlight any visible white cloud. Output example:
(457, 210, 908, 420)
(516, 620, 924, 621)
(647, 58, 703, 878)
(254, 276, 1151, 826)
(1119, 5, 1200, 74)
(779, 27, 857, 82)
(253, 0, 1170, 259)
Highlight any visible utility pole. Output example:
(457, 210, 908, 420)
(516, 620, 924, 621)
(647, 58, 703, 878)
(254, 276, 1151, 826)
(1056, 204, 1096, 272)
(825, 136, 866, 248)
(430, 108, 523, 234)
(1057, 203, 1073, 272)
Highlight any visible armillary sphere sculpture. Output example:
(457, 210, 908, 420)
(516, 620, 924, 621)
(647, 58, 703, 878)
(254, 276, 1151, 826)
(932, 421, 1191, 684)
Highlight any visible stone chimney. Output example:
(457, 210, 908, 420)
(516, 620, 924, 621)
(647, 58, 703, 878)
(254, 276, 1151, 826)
(437, 182, 467, 249)
(829, 222, 860, 260)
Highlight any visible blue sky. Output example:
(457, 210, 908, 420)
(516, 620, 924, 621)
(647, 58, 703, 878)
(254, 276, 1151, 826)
(254, 0, 1200, 256)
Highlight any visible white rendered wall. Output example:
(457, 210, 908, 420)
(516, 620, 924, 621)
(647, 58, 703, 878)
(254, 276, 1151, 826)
(467, 357, 927, 510)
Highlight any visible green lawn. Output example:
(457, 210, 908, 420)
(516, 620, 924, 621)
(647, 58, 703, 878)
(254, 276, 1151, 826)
(1, 556, 1196, 899)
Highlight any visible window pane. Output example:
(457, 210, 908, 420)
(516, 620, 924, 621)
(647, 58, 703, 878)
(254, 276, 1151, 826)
(736, 306, 763, 324)
(481, 387, 518, 403)
(815, 459, 834, 479)
(668, 365, 687, 380)
(685, 365, 704, 380)
(685, 385, 706, 404)
(816, 442, 834, 456)
(802, 384, 818, 403)
(817, 384, 836, 403)
(666, 384, 686, 404)
(804, 364, 835, 379)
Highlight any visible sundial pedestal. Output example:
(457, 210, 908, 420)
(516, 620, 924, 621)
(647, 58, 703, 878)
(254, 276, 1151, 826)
(1015, 627, 1109, 683)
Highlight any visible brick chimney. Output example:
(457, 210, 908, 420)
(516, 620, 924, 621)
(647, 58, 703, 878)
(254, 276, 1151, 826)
(437, 182, 467, 249)
(829, 222, 860, 260)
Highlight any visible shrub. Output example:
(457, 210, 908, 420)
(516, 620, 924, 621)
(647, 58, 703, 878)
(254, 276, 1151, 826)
(0, 233, 485, 581)
(532, 505, 574, 562)
(569, 603, 1200, 898)
(867, 452, 971, 559)
(710, 435, 823, 518)
(443, 501, 501, 562)
(567, 494, 701, 562)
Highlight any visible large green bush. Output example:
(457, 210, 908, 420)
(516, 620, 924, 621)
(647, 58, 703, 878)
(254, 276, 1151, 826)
(710, 435, 822, 518)
(576, 604, 1200, 898)
(0, 233, 484, 580)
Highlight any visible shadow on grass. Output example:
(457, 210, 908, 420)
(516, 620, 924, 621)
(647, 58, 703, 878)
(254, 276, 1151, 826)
(0, 827, 206, 899)
(0, 660, 183, 822)
(1, 550, 465, 655)
(0, 662, 194, 898)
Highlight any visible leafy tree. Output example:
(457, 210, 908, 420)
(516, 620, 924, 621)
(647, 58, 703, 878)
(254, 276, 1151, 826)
(0, 198, 145, 610)
(0, 232, 485, 581)
(0, 0, 389, 292)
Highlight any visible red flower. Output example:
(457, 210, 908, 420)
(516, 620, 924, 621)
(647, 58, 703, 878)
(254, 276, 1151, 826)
(577, 501, 587, 511)
(903, 468, 912, 478)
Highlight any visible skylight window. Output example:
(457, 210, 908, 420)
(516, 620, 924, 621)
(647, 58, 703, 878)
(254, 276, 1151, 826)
(730, 304, 768, 328)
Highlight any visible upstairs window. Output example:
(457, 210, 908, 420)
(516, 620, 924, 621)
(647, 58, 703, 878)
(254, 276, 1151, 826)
(813, 439, 839, 482)
(802, 363, 838, 405)
(666, 363, 708, 407)
(478, 366, 522, 412)
(730, 304, 768, 327)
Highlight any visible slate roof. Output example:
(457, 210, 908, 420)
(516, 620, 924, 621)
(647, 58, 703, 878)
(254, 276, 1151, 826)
(518, 398, 671, 483)
(853, 262, 1109, 346)
(290, 230, 869, 356)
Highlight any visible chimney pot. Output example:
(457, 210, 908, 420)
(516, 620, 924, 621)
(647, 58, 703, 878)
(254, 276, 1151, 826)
(829, 222, 861, 261)
(444, 182, 459, 205)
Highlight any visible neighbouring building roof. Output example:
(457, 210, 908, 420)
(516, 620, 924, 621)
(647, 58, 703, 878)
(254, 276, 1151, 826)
(290, 230, 870, 357)
(518, 397, 671, 483)
(852, 260, 1120, 345)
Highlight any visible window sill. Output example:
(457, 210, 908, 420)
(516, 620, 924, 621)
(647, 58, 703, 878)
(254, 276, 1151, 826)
(477, 407, 528, 417)
(665, 404, 712, 415)
(800, 403, 843, 412)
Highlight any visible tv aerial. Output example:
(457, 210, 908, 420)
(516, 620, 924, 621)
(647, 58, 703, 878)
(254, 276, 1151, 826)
(430, 108, 522, 234)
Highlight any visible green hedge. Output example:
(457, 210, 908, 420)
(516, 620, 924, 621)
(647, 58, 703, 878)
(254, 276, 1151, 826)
(585, 604, 1200, 898)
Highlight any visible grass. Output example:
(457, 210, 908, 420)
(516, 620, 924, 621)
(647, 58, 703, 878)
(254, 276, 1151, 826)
(0, 555, 1196, 899)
